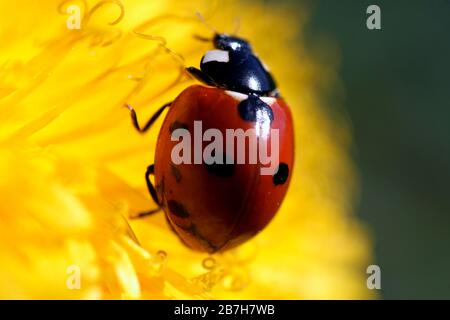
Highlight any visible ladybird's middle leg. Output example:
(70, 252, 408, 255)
(130, 164, 161, 219)
(126, 101, 172, 133)
(144, 164, 160, 205)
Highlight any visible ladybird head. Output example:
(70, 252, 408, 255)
(213, 33, 252, 53)
(193, 13, 277, 96)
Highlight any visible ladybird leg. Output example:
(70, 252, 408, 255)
(130, 164, 161, 219)
(126, 101, 172, 133)
(145, 164, 160, 205)
(186, 67, 215, 86)
(129, 208, 161, 219)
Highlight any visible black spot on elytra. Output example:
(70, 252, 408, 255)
(167, 200, 190, 218)
(204, 152, 235, 177)
(238, 95, 274, 123)
(273, 163, 289, 185)
(170, 165, 182, 183)
(169, 121, 188, 134)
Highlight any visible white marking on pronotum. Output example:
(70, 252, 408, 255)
(225, 90, 276, 106)
(225, 90, 247, 101)
(202, 49, 230, 64)
(258, 96, 277, 105)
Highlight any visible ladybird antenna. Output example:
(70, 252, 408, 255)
(133, 31, 185, 67)
(232, 17, 240, 35)
(195, 11, 218, 34)
(192, 34, 212, 42)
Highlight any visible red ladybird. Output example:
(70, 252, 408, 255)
(127, 33, 294, 253)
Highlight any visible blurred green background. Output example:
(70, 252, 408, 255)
(280, 0, 450, 299)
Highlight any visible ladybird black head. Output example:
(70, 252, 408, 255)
(213, 33, 252, 53)
(197, 33, 278, 96)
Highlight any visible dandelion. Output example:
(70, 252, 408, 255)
(0, 0, 374, 299)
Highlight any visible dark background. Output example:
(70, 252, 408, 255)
(282, 0, 450, 299)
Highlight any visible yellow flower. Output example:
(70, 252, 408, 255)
(0, 0, 374, 299)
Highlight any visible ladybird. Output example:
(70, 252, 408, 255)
(127, 33, 294, 253)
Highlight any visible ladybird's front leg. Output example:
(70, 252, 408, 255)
(126, 101, 172, 133)
(130, 164, 161, 219)
(186, 67, 216, 86)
